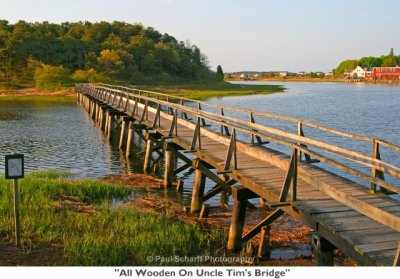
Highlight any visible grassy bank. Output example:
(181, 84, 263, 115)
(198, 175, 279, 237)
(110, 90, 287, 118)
(0, 171, 225, 266)
(1, 81, 284, 100)
(0, 88, 75, 98)
(134, 81, 284, 100)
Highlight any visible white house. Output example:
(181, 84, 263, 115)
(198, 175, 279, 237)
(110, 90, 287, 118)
(350, 66, 366, 79)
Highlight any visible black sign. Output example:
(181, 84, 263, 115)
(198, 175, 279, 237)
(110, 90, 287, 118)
(5, 154, 24, 179)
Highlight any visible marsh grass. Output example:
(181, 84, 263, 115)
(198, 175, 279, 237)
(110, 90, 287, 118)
(136, 82, 284, 100)
(0, 171, 226, 265)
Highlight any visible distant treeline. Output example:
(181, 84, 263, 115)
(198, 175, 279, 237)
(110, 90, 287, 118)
(0, 20, 222, 89)
(334, 48, 400, 77)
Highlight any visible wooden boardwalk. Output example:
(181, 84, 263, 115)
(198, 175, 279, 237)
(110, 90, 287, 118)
(76, 83, 400, 266)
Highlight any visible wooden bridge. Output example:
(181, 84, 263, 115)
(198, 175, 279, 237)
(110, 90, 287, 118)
(76, 83, 400, 266)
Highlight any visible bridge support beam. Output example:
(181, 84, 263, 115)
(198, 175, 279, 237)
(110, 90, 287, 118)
(99, 106, 108, 130)
(90, 99, 97, 120)
(119, 117, 131, 149)
(143, 130, 156, 173)
(164, 142, 175, 188)
(190, 168, 206, 213)
(228, 186, 264, 252)
(311, 234, 335, 266)
(107, 114, 114, 141)
(126, 122, 135, 157)
(258, 226, 272, 258)
(227, 198, 247, 251)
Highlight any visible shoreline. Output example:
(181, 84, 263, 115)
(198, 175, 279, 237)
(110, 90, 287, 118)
(0, 88, 76, 97)
(226, 77, 400, 85)
(0, 83, 284, 100)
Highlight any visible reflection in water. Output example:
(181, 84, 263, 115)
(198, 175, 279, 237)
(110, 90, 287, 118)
(0, 97, 135, 178)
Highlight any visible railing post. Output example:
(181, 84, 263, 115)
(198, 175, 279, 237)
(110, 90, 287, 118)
(220, 107, 230, 136)
(279, 147, 298, 203)
(297, 121, 304, 161)
(198, 102, 207, 126)
(224, 128, 237, 170)
(371, 139, 385, 193)
(249, 112, 266, 145)
(250, 112, 255, 144)
(297, 121, 314, 162)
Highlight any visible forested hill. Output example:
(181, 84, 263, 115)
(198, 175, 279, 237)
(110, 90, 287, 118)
(0, 20, 219, 89)
(334, 48, 400, 77)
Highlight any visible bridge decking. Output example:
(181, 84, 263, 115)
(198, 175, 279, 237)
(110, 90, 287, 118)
(76, 84, 400, 266)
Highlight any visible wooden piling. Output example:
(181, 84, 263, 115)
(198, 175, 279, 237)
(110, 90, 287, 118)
(107, 114, 114, 141)
(190, 168, 206, 213)
(258, 226, 271, 258)
(100, 107, 106, 130)
(227, 198, 247, 251)
(163, 143, 174, 188)
(143, 134, 153, 173)
(311, 234, 335, 266)
(126, 122, 135, 157)
(104, 111, 110, 135)
(119, 119, 128, 149)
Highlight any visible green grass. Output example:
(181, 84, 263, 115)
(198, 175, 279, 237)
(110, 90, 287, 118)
(0, 171, 226, 265)
(0, 95, 76, 106)
(135, 81, 285, 100)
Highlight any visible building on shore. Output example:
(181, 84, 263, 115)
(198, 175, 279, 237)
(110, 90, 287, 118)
(350, 66, 366, 79)
(347, 66, 400, 80)
(366, 67, 400, 80)
(279, 71, 296, 77)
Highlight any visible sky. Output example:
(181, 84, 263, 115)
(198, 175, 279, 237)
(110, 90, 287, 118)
(1, 0, 400, 72)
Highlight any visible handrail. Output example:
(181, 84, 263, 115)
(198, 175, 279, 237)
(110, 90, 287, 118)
(78, 83, 400, 194)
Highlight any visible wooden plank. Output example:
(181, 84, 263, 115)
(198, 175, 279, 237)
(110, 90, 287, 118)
(365, 249, 397, 266)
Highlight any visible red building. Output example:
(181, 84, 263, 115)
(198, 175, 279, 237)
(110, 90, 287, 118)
(365, 67, 400, 80)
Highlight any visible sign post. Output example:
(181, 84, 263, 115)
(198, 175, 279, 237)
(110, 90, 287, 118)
(5, 153, 24, 246)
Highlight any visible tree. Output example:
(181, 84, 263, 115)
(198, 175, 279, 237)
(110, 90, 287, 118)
(382, 48, 395, 67)
(0, 20, 215, 87)
(334, 60, 358, 77)
(97, 49, 123, 75)
(382, 57, 395, 67)
(72, 68, 110, 83)
(216, 65, 224, 80)
(358, 56, 382, 68)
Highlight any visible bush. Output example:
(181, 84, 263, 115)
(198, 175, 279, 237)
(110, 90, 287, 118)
(72, 68, 111, 83)
(34, 65, 72, 90)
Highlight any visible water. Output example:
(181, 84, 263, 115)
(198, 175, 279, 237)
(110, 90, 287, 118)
(0, 97, 138, 178)
(206, 81, 400, 189)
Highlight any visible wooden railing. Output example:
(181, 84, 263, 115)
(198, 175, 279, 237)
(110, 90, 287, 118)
(78, 83, 400, 195)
